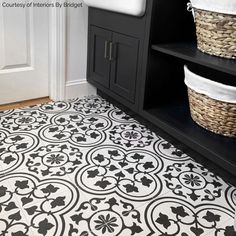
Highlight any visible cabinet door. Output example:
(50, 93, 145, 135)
(88, 26, 112, 88)
(110, 33, 139, 103)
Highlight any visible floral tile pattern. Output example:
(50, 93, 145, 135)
(76, 145, 164, 201)
(68, 194, 145, 236)
(26, 143, 84, 177)
(0, 173, 78, 236)
(109, 123, 154, 148)
(162, 160, 229, 203)
(0, 95, 235, 236)
(145, 196, 235, 236)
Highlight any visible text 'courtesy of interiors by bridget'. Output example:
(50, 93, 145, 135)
(1, 1, 83, 8)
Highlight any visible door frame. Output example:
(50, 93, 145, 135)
(49, 0, 67, 101)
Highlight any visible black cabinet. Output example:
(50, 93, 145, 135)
(87, 2, 154, 112)
(89, 26, 139, 103)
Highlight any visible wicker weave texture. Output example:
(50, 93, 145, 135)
(188, 88, 236, 137)
(195, 9, 236, 59)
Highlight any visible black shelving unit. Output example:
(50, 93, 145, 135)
(152, 43, 236, 76)
(139, 0, 236, 175)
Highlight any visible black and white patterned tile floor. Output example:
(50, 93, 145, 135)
(0, 96, 235, 236)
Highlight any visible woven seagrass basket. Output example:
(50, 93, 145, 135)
(187, 88, 236, 137)
(193, 8, 236, 59)
(184, 66, 236, 138)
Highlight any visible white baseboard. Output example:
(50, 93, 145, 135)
(65, 79, 97, 100)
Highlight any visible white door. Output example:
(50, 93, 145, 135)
(0, 0, 49, 105)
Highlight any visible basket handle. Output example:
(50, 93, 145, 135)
(187, 2, 193, 11)
(187, 2, 195, 21)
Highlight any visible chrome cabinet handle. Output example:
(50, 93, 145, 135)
(104, 40, 109, 59)
(109, 42, 113, 61)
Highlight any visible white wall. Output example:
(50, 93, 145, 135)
(65, 3, 96, 99)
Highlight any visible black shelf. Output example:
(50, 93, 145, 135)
(152, 42, 236, 76)
(143, 101, 236, 175)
